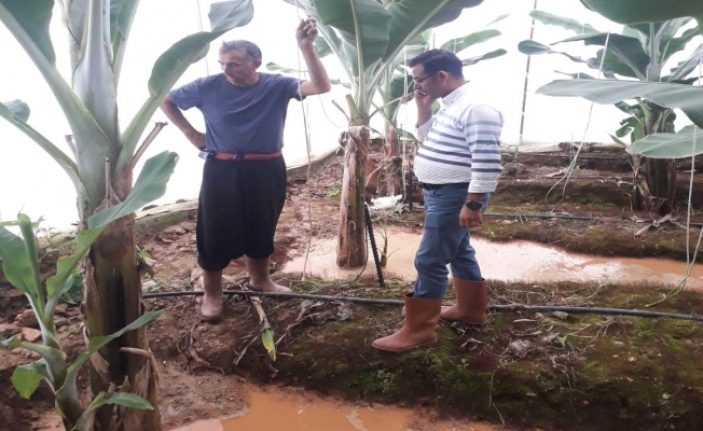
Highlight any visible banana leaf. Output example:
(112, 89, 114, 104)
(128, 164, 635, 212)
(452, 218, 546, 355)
(538, 79, 703, 128)
(580, 0, 703, 25)
(628, 125, 703, 158)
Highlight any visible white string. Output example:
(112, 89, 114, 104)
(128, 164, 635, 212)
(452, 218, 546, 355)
(401, 48, 409, 202)
(548, 30, 612, 199)
(519, 0, 539, 151)
(293, 5, 315, 281)
(196, 0, 209, 75)
(683, 49, 703, 281)
(653, 31, 702, 295)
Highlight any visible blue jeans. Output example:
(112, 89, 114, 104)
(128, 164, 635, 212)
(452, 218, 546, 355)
(413, 187, 489, 299)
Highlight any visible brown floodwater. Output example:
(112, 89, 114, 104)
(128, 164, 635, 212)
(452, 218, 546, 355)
(281, 227, 703, 291)
(172, 384, 504, 431)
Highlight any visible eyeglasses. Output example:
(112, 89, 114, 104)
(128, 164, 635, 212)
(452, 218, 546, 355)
(412, 73, 436, 84)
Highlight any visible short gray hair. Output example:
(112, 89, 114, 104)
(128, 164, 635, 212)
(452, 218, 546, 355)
(219, 40, 262, 62)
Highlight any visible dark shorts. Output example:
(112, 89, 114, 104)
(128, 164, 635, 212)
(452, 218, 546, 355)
(196, 156, 287, 271)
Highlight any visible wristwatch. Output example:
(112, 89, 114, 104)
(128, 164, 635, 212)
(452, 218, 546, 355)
(464, 200, 482, 211)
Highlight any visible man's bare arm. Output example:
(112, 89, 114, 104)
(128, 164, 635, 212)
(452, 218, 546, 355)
(160, 95, 206, 150)
(295, 18, 331, 97)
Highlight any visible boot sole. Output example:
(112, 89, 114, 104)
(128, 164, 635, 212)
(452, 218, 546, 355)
(440, 318, 487, 326)
(372, 336, 438, 353)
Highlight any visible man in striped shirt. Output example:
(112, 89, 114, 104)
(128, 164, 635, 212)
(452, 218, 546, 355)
(373, 49, 503, 353)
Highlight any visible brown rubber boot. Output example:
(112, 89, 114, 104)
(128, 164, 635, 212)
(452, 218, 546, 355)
(440, 278, 488, 325)
(372, 294, 442, 353)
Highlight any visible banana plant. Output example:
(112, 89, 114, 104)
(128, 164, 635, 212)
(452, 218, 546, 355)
(0, 1, 254, 429)
(0, 162, 173, 430)
(284, 0, 483, 268)
(577, 0, 703, 160)
(518, 9, 702, 214)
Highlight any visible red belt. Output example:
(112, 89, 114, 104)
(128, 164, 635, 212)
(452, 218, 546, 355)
(209, 150, 282, 161)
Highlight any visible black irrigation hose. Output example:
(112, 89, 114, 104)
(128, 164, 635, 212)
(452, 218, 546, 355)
(364, 202, 386, 288)
(485, 212, 703, 227)
(142, 290, 703, 323)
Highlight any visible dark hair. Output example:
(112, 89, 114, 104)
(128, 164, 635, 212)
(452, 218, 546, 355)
(219, 40, 262, 62)
(410, 49, 463, 79)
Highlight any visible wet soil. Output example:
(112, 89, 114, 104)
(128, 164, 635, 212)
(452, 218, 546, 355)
(1, 148, 703, 431)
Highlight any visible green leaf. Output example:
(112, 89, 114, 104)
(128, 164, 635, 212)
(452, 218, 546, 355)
(461, 49, 507, 67)
(0, 0, 114, 210)
(111, 0, 140, 83)
(18, 214, 42, 301)
(669, 44, 703, 82)
(385, 0, 482, 68)
(74, 390, 153, 429)
(105, 392, 153, 410)
(317, 0, 391, 78)
(608, 133, 629, 148)
(1, 99, 30, 122)
(0, 102, 85, 199)
(86, 310, 163, 358)
(538, 79, 703, 128)
(555, 71, 597, 80)
(11, 363, 45, 399)
(440, 29, 501, 54)
(628, 125, 703, 158)
(265, 62, 350, 88)
(655, 19, 695, 64)
(291, 0, 482, 113)
(0, 216, 42, 305)
(580, 0, 703, 24)
(59, 310, 164, 402)
(518, 40, 554, 55)
(72, 0, 120, 150)
(51, 309, 162, 427)
(2, 336, 68, 384)
(261, 329, 276, 362)
(89, 151, 178, 229)
(209, 0, 254, 32)
(529, 10, 599, 34)
(118, 0, 253, 175)
(0, 0, 55, 63)
(591, 48, 638, 80)
(58, 274, 83, 305)
(46, 227, 104, 304)
(518, 40, 587, 64)
(486, 14, 509, 27)
(558, 33, 649, 80)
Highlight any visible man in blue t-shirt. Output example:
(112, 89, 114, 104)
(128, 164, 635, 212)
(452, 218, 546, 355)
(160, 18, 331, 321)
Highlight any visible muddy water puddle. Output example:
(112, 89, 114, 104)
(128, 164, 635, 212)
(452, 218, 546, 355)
(281, 227, 703, 290)
(172, 384, 502, 431)
(173, 229, 702, 431)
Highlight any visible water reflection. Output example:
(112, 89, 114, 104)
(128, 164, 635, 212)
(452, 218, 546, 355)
(281, 227, 703, 290)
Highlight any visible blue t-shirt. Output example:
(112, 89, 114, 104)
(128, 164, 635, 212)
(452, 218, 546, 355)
(168, 72, 302, 153)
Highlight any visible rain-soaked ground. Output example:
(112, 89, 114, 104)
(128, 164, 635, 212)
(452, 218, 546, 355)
(172, 227, 702, 430)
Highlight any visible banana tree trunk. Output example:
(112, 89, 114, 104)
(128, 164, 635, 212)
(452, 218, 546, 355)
(635, 108, 677, 215)
(643, 158, 676, 214)
(337, 124, 369, 268)
(83, 176, 161, 431)
(385, 127, 400, 157)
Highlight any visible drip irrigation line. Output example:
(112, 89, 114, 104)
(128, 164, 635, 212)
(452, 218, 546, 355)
(484, 212, 703, 227)
(486, 212, 599, 221)
(364, 202, 386, 288)
(142, 290, 703, 323)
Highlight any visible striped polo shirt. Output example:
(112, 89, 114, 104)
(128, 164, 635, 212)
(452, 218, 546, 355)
(415, 83, 503, 194)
